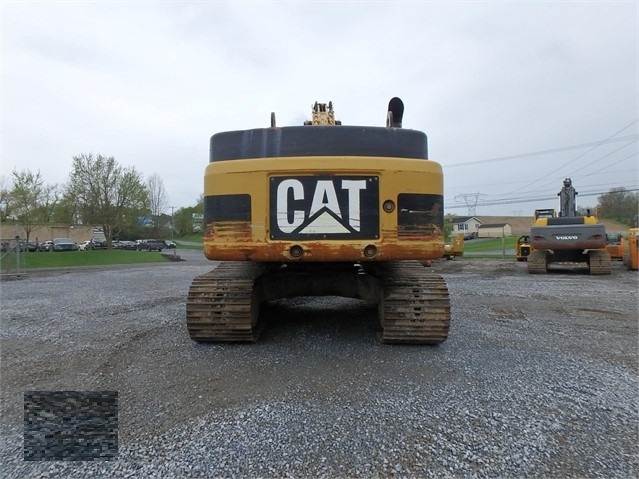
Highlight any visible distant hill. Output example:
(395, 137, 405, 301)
(474, 216, 629, 235)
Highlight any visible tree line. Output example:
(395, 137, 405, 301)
(594, 187, 639, 226)
(0, 153, 203, 246)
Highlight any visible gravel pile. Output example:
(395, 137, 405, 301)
(1, 257, 637, 478)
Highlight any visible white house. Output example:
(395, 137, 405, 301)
(449, 216, 483, 239)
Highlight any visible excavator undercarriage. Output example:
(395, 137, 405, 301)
(187, 261, 450, 344)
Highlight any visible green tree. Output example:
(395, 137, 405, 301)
(51, 194, 78, 224)
(67, 153, 148, 247)
(39, 183, 61, 223)
(0, 175, 11, 222)
(7, 169, 54, 243)
(597, 187, 639, 226)
(174, 207, 196, 236)
(174, 196, 204, 236)
(577, 206, 596, 217)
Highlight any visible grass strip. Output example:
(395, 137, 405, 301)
(462, 236, 520, 253)
(3, 250, 168, 269)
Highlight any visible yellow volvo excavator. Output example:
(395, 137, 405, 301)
(528, 178, 611, 274)
(186, 98, 451, 344)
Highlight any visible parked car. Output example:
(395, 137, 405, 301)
(78, 240, 93, 251)
(38, 240, 54, 252)
(52, 238, 79, 252)
(0, 241, 33, 252)
(123, 241, 137, 250)
(26, 241, 38, 252)
(164, 240, 176, 249)
(137, 239, 164, 252)
(16, 241, 33, 252)
(91, 238, 107, 249)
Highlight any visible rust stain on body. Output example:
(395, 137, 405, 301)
(204, 239, 444, 262)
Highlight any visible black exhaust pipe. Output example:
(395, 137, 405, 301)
(387, 97, 404, 128)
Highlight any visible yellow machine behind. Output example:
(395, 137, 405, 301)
(605, 233, 624, 261)
(186, 98, 451, 344)
(443, 233, 464, 260)
(623, 228, 638, 271)
(515, 235, 531, 262)
(528, 179, 611, 275)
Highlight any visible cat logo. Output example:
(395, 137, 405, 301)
(270, 176, 379, 239)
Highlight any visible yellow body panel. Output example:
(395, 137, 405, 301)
(203, 156, 444, 262)
(533, 215, 599, 227)
(443, 233, 464, 258)
(515, 235, 531, 261)
(625, 228, 639, 270)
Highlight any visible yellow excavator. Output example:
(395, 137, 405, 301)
(528, 178, 610, 274)
(186, 98, 451, 344)
(605, 233, 624, 261)
(443, 233, 464, 260)
(515, 235, 531, 261)
(623, 229, 638, 271)
(623, 215, 638, 271)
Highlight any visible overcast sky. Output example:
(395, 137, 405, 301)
(2, 1, 637, 216)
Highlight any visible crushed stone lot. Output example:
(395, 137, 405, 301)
(1, 255, 638, 478)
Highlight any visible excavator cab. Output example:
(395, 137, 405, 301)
(534, 209, 556, 220)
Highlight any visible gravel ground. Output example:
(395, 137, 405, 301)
(1, 253, 637, 478)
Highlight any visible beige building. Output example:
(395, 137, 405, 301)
(477, 223, 512, 238)
(0, 223, 101, 244)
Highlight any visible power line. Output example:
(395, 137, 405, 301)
(443, 134, 638, 168)
(576, 162, 639, 179)
(445, 187, 639, 209)
(447, 178, 639, 203)
(446, 184, 639, 206)
(444, 148, 637, 210)
(441, 121, 638, 213)
(454, 193, 487, 216)
(575, 149, 638, 178)
(447, 166, 638, 191)
(506, 120, 639, 197)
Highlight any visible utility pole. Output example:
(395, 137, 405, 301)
(454, 193, 487, 216)
(169, 206, 176, 257)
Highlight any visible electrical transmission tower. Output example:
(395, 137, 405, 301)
(454, 193, 487, 216)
